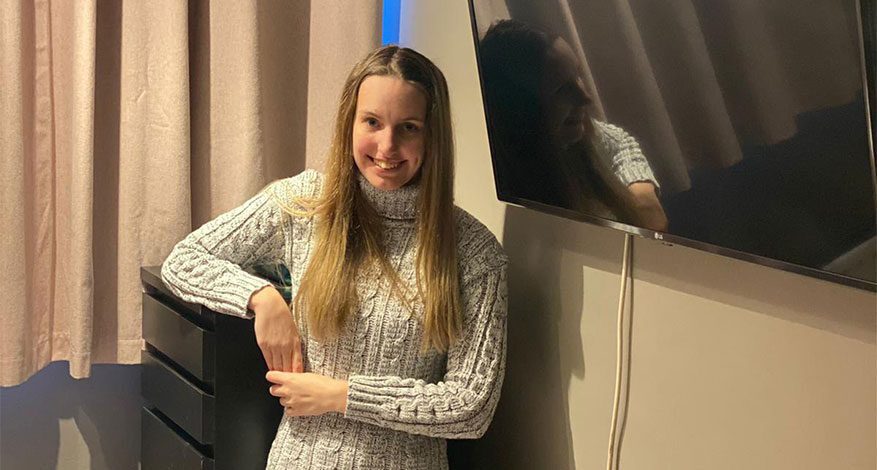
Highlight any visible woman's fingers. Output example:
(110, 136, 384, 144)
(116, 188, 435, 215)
(266, 372, 295, 410)
(260, 347, 276, 371)
(280, 344, 292, 372)
(258, 348, 270, 370)
(291, 337, 304, 373)
(265, 370, 287, 384)
(256, 319, 278, 370)
(260, 338, 302, 372)
(252, 286, 302, 372)
(267, 372, 341, 416)
(271, 350, 282, 372)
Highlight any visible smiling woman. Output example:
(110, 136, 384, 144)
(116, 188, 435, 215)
(353, 75, 427, 190)
(160, 45, 508, 470)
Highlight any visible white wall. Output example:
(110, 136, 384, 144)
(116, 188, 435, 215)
(400, 2, 876, 469)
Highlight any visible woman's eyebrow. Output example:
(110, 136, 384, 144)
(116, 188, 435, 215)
(359, 110, 424, 122)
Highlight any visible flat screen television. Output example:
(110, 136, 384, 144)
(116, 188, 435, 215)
(469, 0, 877, 291)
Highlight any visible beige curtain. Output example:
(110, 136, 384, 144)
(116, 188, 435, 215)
(1, 0, 381, 387)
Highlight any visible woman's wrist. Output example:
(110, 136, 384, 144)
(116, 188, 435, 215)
(336, 379, 349, 413)
(248, 285, 283, 313)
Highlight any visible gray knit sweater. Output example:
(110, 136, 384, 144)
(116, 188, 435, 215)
(161, 170, 508, 470)
(594, 119, 659, 190)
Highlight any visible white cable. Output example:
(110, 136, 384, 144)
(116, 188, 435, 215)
(607, 233, 633, 470)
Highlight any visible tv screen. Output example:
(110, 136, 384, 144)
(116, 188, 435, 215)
(469, 0, 877, 290)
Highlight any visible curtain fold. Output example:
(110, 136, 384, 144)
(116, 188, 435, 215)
(108, 0, 192, 365)
(51, 0, 98, 379)
(1, 0, 29, 387)
(304, 1, 382, 168)
(2, 0, 381, 387)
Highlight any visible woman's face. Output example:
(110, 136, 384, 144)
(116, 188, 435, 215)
(352, 75, 428, 191)
(539, 37, 595, 150)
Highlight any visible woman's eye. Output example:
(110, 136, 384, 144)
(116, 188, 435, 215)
(557, 83, 574, 97)
(403, 123, 420, 133)
(365, 118, 379, 128)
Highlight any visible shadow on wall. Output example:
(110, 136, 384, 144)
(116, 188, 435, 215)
(632, 237, 876, 344)
(0, 362, 141, 470)
(450, 201, 875, 470)
(451, 204, 626, 470)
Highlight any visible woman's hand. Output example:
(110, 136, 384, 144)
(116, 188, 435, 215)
(249, 286, 303, 373)
(265, 371, 348, 416)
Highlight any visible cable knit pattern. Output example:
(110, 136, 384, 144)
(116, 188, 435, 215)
(161, 169, 508, 469)
(594, 119, 660, 189)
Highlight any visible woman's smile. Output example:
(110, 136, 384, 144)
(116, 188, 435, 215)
(371, 157, 403, 170)
(352, 75, 427, 191)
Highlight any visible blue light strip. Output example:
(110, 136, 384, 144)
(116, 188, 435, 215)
(381, 0, 401, 45)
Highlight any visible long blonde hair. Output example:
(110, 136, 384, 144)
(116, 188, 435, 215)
(289, 46, 460, 352)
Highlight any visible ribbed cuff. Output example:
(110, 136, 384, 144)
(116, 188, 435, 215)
(620, 165, 660, 189)
(226, 272, 273, 318)
(344, 375, 396, 425)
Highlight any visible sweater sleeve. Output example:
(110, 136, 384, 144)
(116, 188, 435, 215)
(160, 183, 288, 318)
(595, 120, 660, 190)
(344, 263, 508, 439)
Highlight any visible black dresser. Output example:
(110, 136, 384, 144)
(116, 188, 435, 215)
(140, 266, 283, 469)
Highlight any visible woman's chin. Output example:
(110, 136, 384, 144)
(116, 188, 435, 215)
(561, 124, 586, 144)
(364, 172, 406, 191)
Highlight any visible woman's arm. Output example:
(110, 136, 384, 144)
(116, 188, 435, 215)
(160, 184, 287, 318)
(593, 120, 668, 230)
(343, 263, 508, 440)
(627, 181, 669, 232)
(161, 177, 311, 372)
(594, 120, 659, 189)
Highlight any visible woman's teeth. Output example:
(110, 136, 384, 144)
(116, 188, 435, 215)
(374, 159, 401, 170)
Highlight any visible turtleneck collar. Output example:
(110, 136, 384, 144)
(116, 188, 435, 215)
(356, 172, 420, 220)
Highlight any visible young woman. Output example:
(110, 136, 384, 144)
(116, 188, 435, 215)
(161, 46, 507, 469)
(479, 19, 668, 231)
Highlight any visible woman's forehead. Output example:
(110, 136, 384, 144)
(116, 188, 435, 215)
(356, 75, 428, 119)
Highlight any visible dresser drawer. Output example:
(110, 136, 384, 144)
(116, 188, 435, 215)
(142, 350, 215, 444)
(142, 293, 215, 383)
(142, 407, 214, 470)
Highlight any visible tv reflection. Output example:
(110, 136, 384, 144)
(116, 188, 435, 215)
(480, 20, 668, 231)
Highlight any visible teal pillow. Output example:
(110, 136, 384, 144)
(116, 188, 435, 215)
(246, 263, 292, 303)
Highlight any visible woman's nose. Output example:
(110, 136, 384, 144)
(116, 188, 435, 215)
(570, 80, 591, 107)
(377, 128, 398, 155)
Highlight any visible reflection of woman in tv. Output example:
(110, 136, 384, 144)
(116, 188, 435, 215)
(480, 19, 668, 231)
